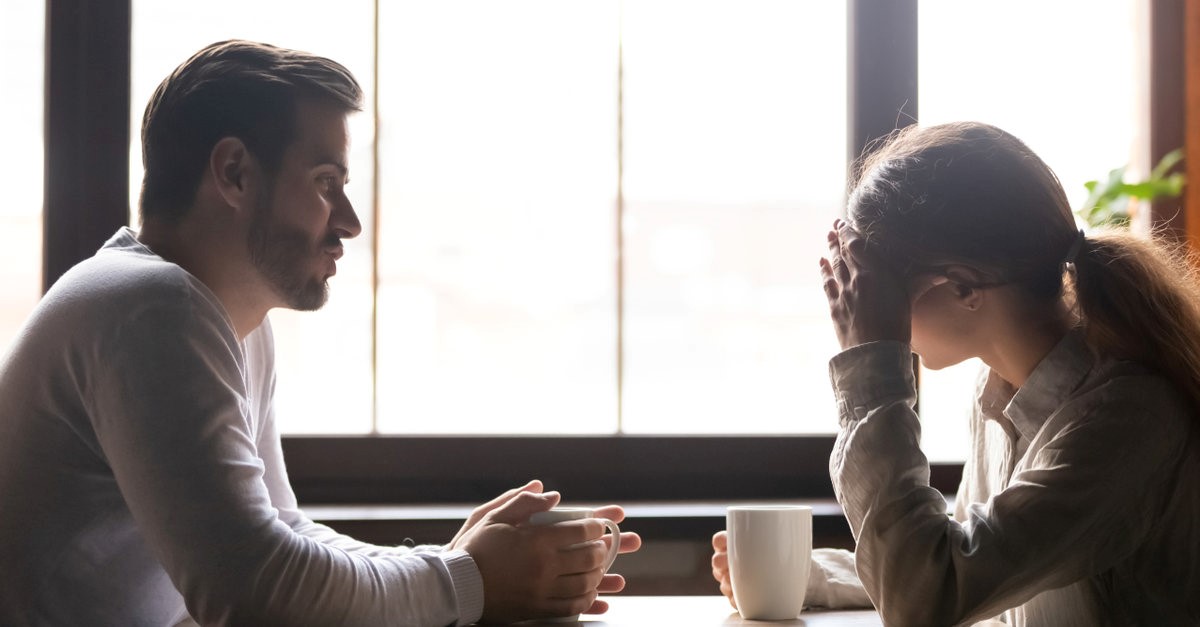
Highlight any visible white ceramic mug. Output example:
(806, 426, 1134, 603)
(526, 507, 622, 623)
(726, 505, 812, 621)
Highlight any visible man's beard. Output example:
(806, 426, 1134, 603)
(247, 191, 332, 312)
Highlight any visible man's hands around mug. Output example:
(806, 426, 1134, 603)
(450, 480, 642, 623)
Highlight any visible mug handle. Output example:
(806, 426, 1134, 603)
(598, 519, 621, 572)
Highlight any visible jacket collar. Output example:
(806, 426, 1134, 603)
(978, 331, 1095, 443)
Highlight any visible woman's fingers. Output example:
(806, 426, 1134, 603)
(826, 227, 851, 285)
(712, 530, 727, 551)
(711, 530, 735, 607)
(819, 257, 838, 300)
(819, 219, 913, 348)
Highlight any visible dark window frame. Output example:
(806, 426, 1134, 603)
(44, 0, 1185, 506)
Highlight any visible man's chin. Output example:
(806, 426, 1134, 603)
(283, 282, 329, 312)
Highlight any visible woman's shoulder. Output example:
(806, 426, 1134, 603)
(1068, 356, 1195, 443)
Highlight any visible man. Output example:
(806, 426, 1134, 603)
(0, 40, 638, 625)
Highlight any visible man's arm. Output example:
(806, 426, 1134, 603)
(91, 299, 480, 625)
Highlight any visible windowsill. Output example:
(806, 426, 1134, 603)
(304, 499, 844, 522)
(303, 497, 957, 523)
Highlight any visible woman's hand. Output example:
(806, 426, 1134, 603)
(818, 220, 935, 350)
(711, 531, 736, 609)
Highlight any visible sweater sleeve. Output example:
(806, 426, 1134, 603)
(245, 326, 457, 552)
(87, 293, 482, 626)
(826, 341, 1184, 627)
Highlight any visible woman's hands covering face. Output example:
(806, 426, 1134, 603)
(818, 220, 946, 350)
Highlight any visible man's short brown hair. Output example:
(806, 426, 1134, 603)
(138, 40, 363, 222)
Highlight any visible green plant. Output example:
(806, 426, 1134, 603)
(1077, 148, 1186, 228)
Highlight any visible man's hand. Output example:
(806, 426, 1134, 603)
(578, 504, 642, 616)
(711, 531, 736, 609)
(453, 486, 643, 623)
(448, 480, 545, 550)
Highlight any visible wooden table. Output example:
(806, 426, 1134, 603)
(517, 596, 882, 626)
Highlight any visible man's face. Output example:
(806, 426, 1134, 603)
(248, 102, 361, 311)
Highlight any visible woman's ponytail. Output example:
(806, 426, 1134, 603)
(1071, 229, 1200, 412)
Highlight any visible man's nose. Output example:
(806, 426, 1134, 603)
(332, 195, 362, 240)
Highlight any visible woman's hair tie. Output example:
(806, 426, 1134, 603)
(1063, 228, 1086, 269)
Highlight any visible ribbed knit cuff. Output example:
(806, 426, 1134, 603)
(441, 550, 484, 626)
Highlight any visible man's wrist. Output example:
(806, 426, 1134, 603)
(441, 550, 484, 626)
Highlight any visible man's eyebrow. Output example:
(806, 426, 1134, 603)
(312, 158, 349, 177)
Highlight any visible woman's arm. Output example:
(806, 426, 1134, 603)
(829, 341, 1183, 626)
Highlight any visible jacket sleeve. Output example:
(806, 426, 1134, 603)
(827, 341, 1183, 626)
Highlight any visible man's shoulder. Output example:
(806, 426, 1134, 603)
(58, 245, 198, 305)
(39, 247, 228, 342)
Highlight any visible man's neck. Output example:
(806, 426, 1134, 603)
(138, 215, 272, 340)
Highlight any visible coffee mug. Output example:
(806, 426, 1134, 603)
(726, 505, 812, 621)
(527, 508, 622, 622)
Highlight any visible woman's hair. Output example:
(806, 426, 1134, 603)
(139, 40, 363, 223)
(848, 121, 1200, 411)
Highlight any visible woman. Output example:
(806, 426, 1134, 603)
(712, 122, 1200, 625)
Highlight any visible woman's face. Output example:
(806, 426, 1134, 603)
(908, 276, 979, 370)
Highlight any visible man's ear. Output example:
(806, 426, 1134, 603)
(209, 137, 257, 211)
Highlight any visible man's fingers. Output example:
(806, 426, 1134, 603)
(597, 573, 626, 594)
(585, 597, 611, 616)
(487, 490, 560, 525)
(557, 539, 608, 574)
(471, 480, 543, 520)
(542, 591, 598, 618)
(548, 570, 606, 599)
(590, 504, 626, 524)
(531, 518, 608, 546)
(601, 529, 641, 555)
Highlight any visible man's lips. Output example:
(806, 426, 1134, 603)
(323, 242, 344, 278)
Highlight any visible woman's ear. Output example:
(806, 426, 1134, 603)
(951, 282, 983, 311)
(942, 265, 985, 312)
(209, 137, 257, 211)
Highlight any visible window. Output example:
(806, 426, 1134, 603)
(122, 0, 1146, 464)
(0, 2, 44, 358)
(373, 1, 846, 434)
(130, 1, 850, 438)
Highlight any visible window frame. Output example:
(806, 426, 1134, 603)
(44, 0, 1188, 505)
